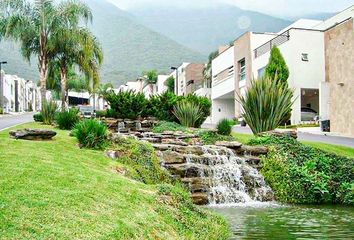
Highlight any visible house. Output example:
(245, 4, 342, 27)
(172, 62, 204, 96)
(210, 5, 354, 135)
(1, 71, 40, 113)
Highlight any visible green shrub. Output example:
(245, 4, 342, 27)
(112, 137, 170, 184)
(173, 100, 202, 128)
(106, 108, 117, 118)
(166, 76, 175, 92)
(152, 121, 189, 133)
(197, 130, 235, 145)
(181, 94, 211, 128)
(72, 119, 107, 149)
(237, 77, 294, 135)
(105, 90, 148, 119)
(146, 91, 178, 122)
(217, 118, 233, 135)
(0, 107, 3, 114)
(33, 113, 43, 122)
(95, 110, 107, 118)
(41, 100, 58, 125)
(258, 136, 354, 205)
(55, 108, 80, 130)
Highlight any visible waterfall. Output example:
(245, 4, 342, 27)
(190, 146, 274, 206)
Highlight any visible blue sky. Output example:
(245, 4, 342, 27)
(109, 0, 354, 17)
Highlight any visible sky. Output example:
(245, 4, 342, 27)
(108, 0, 354, 17)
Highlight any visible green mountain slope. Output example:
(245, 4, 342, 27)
(0, 0, 205, 86)
(129, 5, 292, 54)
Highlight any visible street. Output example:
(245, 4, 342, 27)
(0, 113, 34, 131)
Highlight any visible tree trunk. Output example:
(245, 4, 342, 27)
(60, 66, 67, 111)
(39, 31, 48, 108)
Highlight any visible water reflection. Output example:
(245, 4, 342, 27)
(211, 204, 354, 239)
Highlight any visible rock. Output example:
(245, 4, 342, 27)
(215, 141, 242, 149)
(190, 192, 209, 205)
(172, 145, 205, 155)
(181, 177, 209, 192)
(165, 163, 207, 178)
(159, 150, 187, 164)
(259, 129, 297, 139)
(152, 144, 172, 151)
(161, 138, 188, 146)
(245, 156, 262, 165)
(140, 137, 161, 143)
(106, 150, 117, 159)
(236, 145, 268, 156)
(9, 129, 57, 140)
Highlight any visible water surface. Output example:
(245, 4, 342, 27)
(211, 203, 354, 239)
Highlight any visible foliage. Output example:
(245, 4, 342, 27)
(0, 107, 3, 114)
(105, 90, 148, 120)
(237, 76, 294, 135)
(72, 119, 107, 149)
(257, 136, 354, 205)
(152, 121, 189, 133)
(95, 110, 107, 118)
(173, 101, 203, 128)
(55, 108, 80, 130)
(144, 69, 158, 84)
(41, 100, 58, 125)
(217, 118, 233, 136)
(166, 76, 175, 92)
(265, 46, 289, 86)
(197, 130, 235, 145)
(112, 137, 170, 184)
(145, 91, 178, 122)
(33, 113, 43, 122)
(180, 94, 211, 127)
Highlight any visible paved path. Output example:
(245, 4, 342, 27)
(0, 113, 34, 131)
(203, 124, 354, 148)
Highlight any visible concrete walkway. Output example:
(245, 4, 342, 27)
(0, 113, 35, 131)
(202, 124, 354, 148)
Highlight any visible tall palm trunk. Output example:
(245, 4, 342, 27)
(39, 31, 48, 107)
(60, 65, 67, 111)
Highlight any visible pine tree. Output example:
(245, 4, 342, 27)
(265, 46, 289, 86)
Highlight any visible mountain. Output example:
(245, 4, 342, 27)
(0, 0, 205, 86)
(287, 12, 336, 21)
(128, 5, 292, 54)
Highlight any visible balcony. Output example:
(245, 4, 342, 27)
(254, 30, 290, 58)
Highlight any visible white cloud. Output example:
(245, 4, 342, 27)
(108, 0, 353, 17)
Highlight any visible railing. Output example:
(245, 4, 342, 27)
(254, 30, 290, 58)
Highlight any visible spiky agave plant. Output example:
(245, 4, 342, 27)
(41, 100, 58, 125)
(173, 101, 203, 128)
(237, 76, 295, 135)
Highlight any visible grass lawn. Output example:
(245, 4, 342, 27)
(232, 132, 354, 158)
(0, 123, 228, 239)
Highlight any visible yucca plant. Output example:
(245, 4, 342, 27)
(55, 108, 80, 130)
(41, 100, 58, 125)
(72, 119, 107, 149)
(237, 76, 295, 135)
(173, 101, 202, 128)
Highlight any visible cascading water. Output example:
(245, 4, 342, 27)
(191, 146, 274, 205)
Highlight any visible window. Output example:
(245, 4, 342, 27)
(238, 58, 246, 81)
(257, 67, 266, 78)
(301, 53, 309, 61)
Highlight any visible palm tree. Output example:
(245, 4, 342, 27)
(95, 83, 113, 110)
(0, 0, 92, 104)
(144, 70, 158, 95)
(50, 27, 103, 110)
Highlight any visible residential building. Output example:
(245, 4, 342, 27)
(1, 71, 40, 113)
(156, 75, 169, 95)
(210, 5, 354, 134)
(173, 62, 204, 96)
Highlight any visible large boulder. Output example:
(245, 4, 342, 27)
(215, 141, 242, 149)
(9, 129, 57, 140)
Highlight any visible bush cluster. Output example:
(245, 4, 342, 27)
(41, 100, 58, 125)
(105, 91, 211, 127)
(72, 119, 108, 149)
(256, 136, 354, 205)
(152, 121, 189, 133)
(55, 108, 80, 130)
(197, 130, 235, 145)
(33, 113, 43, 122)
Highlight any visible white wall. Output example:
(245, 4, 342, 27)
(252, 29, 325, 124)
(211, 75, 235, 100)
(157, 75, 168, 95)
(212, 99, 235, 124)
(212, 46, 234, 76)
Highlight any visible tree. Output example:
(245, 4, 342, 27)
(166, 76, 175, 92)
(50, 27, 103, 110)
(237, 76, 294, 135)
(144, 70, 158, 94)
(265, 46, 289, 86)
(0, 0, 92, 104)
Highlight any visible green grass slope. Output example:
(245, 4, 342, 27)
(0, 123, 228, 239)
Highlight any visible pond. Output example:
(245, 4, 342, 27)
(211, 203, 354, 239)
